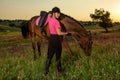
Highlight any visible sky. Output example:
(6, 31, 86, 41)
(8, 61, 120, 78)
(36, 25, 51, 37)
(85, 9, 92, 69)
(0, 0, 120, 22)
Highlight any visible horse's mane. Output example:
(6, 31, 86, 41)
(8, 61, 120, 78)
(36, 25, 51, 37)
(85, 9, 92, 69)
(60, 13, 89, 36)
(60, 13, 84, 28)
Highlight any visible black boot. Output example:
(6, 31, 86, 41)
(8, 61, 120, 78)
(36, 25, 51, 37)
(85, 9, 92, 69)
(44, 59, 51, 75)
(56, 60, 62, 72)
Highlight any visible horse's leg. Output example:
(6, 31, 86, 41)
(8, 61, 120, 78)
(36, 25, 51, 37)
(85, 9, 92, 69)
(35, 26, 44, 57)
(63, 41, 73, 55)
(44, 25, 50, 39)
(37, 37, 42, 57)
(62, 36, 73, 55)
(31, 33, 37, 60)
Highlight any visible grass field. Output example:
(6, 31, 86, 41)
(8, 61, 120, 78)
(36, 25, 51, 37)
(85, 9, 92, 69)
(0, 25, 120, 80)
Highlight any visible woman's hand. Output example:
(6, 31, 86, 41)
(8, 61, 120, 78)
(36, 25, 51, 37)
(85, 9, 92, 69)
(66, 32, 72, 36)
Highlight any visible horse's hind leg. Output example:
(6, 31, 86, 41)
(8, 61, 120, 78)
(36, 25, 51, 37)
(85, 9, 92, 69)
(37, 37, 42, 57)
(35, 27, 44, 57)
(31, 35, 37, 60)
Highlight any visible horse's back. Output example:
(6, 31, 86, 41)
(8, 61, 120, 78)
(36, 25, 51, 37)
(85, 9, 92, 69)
(28, 16, 39, 27)
(28, 16, 39, 34)
(30, 16, 39, 22)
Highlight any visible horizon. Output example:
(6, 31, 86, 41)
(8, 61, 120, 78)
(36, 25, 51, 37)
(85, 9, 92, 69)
(0, 0, 120, 22)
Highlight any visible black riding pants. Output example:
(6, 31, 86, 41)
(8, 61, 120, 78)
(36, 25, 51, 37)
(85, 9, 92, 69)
(45, 35, 62, 73)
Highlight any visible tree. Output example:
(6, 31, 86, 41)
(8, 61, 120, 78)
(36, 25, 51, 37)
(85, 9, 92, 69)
(90, 8, 113, 32)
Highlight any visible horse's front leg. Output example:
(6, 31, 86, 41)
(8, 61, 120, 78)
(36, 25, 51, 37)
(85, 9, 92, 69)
(62, 36, 73, 55)
(62, 41, 73, 55)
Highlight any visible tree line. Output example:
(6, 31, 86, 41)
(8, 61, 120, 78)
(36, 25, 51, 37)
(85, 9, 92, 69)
(0, 19, 28, 28)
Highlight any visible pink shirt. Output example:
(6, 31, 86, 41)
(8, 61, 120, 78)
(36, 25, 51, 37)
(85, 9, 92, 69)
(45, 17, 61, 35)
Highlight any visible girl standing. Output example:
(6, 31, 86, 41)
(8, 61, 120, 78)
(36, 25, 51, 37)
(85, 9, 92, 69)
(44, 7, 69, 75)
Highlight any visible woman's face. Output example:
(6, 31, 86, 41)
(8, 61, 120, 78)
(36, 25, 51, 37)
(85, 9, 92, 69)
(54, 12, 60, 19)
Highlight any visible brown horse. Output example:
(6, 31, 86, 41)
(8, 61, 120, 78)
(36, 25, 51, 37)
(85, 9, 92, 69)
(21, 13, 93, 60)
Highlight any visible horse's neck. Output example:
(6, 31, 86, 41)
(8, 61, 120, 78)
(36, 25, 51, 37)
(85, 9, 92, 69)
(60, 17, 88, 37)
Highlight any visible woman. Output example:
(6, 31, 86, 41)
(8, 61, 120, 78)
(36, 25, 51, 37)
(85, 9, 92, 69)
(44, 7, 69, 75)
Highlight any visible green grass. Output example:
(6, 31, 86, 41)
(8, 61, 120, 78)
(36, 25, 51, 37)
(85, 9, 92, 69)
(0, 25, 20, 32)
(0, 44, 120, 80)
(0, 26, 120, 80)
(84, 25, 102, 30)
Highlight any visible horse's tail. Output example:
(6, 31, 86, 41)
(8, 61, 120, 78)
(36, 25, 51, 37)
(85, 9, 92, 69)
(21, 21, 29, 39)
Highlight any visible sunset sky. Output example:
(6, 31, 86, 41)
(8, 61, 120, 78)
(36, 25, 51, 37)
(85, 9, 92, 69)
(0, 0, 120, 22)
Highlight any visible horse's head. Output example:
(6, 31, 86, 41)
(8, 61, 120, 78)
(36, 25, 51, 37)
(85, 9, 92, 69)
(59, 13, 93, 56)
(80, 31, 93, 56)
(72, 31, 92, 56)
